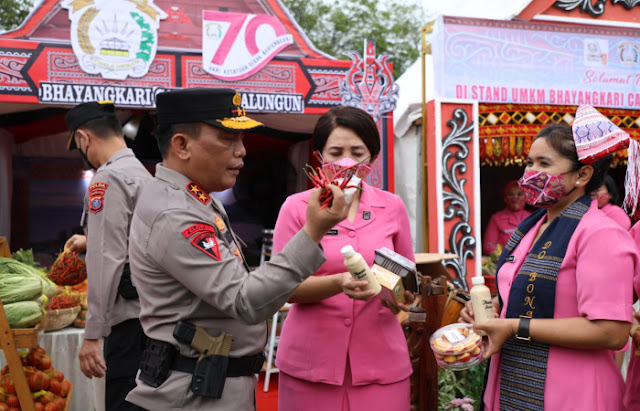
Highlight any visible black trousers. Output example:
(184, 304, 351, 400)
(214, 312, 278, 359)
(104, 318, 145, 411)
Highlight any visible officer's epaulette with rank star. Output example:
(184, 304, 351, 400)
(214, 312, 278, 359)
(187, 181, 210, 205)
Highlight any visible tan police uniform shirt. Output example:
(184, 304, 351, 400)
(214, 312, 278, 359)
(81, 148, 152, 340)
(125, 164, 326, 410)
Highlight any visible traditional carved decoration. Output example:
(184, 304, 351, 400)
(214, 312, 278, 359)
(441, 108, 476, 291)
(0, 51, 31, 93)
(613, 0, 640, 7)
(554, 0, 640, 15)
(308, 68, 345, 105)
(339, 39, 398, 121)
(554, 0, 607, 15)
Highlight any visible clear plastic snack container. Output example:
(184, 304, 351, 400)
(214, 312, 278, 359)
(430, 322, 484, 370)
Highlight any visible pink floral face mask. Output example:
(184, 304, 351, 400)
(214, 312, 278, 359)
(321, 157, 372, 181)
(518, 170, 568, 208)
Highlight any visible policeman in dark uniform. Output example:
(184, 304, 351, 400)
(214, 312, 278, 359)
(64, 101, 151, 411)
(125, 88, 351, 410)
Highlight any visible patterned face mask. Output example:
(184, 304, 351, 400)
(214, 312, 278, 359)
(321, 157, 372, 182)
(518, 170, 570, 208)
(590, 193, 610, 208)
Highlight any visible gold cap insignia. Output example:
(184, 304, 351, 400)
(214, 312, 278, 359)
(232, 92, 242, 107)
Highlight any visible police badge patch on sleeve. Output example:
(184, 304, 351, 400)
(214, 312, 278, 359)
(191, 231, 221, 260)
(182, 224, 221, 260)
(88, 182, 108, 214)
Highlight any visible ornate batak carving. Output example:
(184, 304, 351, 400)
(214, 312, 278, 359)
(340, 39, 398, 121)
(552, 0, 640, 16)
(441, 108, 476, 291)
(612, 0, 640, 8)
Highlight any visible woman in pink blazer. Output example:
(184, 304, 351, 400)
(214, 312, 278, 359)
(461, 123, 638, 410)
(592, 174, 631, 230)
(273, 106, 413, 411)
(483, 181, 532, 255)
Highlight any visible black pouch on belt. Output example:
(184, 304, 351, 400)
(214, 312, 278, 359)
(118, 263, 139, 299)
(138, 339, 176, 388)
(190, 354, 229, 399)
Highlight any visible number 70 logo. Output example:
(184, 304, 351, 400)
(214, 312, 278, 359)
(202, 11, 294, 81)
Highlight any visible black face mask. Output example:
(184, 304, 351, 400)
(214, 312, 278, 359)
(77, 134, 97, 170)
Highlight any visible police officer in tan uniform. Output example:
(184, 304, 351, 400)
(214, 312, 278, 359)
(125, 88, 351, 410)
(64, 101, 151, 411)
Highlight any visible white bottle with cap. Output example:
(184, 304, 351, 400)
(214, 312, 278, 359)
(470, 276, 495, 328)
(341, 245, 381, 295)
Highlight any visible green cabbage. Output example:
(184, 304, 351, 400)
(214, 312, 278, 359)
(0, 257, 57, 298)
(0, 275, 42, 304)
(4, 301, 44, 328)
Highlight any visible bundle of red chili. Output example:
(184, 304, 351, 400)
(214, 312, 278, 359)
(47, 249, 87, 286)
(48, 293, 82, 310)
(303, 152, 361, 210)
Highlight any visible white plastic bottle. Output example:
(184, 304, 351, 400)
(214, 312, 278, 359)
(470, 276, 495, 329)
(341, 245, 381, 295)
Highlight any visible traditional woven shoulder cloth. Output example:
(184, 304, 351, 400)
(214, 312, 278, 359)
(494, 195, 591, 411)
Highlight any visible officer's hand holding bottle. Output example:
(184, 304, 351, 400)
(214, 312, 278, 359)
(303, 184, 351, 244)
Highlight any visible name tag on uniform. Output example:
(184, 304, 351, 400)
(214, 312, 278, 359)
(505, 255, 516, 263)
(326, 229, 339, 235)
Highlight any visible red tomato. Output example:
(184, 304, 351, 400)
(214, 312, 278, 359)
(53, 397, 66, 409)
(35, 403, 44, 411)
(38, 356, 52, 371)
(2, 377, 15, 395)
(40, 391, 55, 405)
(48, 380, 62, 397)
(5, 395, 18, 408)
(0, 404, 8, 411)
(26, 351, 40, 368)
(60, 380, 71, 398)
(27, 371, 51, 391)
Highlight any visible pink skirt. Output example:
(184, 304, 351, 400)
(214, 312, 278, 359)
(278, 360, 410, 411)
(625, 351, 640, 410)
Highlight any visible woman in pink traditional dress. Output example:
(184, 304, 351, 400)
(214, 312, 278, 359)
(623, 223, 640, 410)
(592, 174, 631, 230)
(483, 181, 532, 255)
(461, 119, 638, 411)
(272, 106, 414, 411)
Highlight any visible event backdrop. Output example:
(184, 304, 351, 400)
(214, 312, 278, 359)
(433, 16, 640, 110)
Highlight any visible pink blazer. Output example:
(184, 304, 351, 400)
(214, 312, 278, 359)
(485, 201, 637, 410)
(483, 208, 532, 255)
(601, 203, 631, 230)
(272, 183, 413, 386)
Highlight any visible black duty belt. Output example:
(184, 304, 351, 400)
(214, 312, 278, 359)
(171, 352, 265, 378)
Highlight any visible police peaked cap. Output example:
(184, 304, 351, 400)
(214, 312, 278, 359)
(65, 101, 118, 151)
(155, 88, 263, 131)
